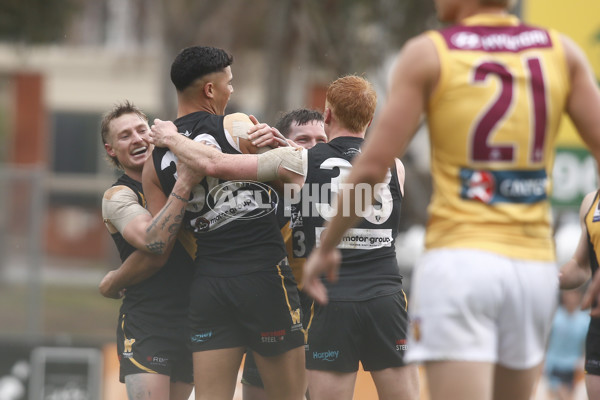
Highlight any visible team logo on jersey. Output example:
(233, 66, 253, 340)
(460, 168, 547, 204)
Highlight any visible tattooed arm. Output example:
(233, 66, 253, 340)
(141, 156, 200, 254)
(99, 160, 197, 298)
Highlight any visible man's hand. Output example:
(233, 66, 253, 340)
(302, 246, 342, 305)
(150, 119, 180, 148)
(582, 271, 600, 317)
(99, 270, 126, 299)
(248, 115, 288, 148)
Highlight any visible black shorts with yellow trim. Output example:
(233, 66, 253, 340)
(116, 313, 193, 383)
(241, 288, 312, 388)
(189, 261, 305, 356)
(305, 289, 409, 373)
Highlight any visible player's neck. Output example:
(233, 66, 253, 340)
(326, 128, 364, 141)
(456, 6, 509, 23)
(124, 167, 142, 183)
(176, 94, 222, 118)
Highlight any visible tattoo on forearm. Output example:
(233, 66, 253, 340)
(167, 204, 187, 242)
(170, 192, 189, 202)
(160, 214, 171, 230)
(146, 199, 174, 234)
(146, 241, 166, 254)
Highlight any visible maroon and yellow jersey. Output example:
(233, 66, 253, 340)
(426, 14, 570, 261)
(424, 14, 570, 261)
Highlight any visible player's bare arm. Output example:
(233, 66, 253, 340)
(560, 191, 594, 290)
(103, 161, 195, 255)
(563, 34, 600, 165)
(150, 118, 305, 187)
(99, 250, 169, 299)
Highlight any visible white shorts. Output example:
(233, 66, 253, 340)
(405, 248, 558, 369)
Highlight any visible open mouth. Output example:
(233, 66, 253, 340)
(131, 146, 148, 156)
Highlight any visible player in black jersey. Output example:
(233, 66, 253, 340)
(144, 46, 306, 400)
(560, 190, 600, 400)
(241, 109, 327, 400)
(99, 101, 198, 400)
(284, 76, 418, 400)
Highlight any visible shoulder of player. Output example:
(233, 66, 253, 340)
(103, 185, 136, 201)
(559, 33, 588, 75)
(580, 190, 599, 216)
(223, 112, 252, 130)
(389, 34, 439, 88)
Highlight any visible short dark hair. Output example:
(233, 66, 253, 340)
(100, 100, 148, 169)
(170, 46, 234, 92)
(274, 109, 324, 138)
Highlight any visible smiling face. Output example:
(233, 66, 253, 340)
(104, 113, 152, 176)
(287, 120, 327, 149)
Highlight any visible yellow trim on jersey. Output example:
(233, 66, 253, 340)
(585, 191, 600, 263)
(401, 290, 408, 312)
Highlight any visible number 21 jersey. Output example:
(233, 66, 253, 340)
(425, 14, 570, 261)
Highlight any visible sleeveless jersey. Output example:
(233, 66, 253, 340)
(108, 174, 193, 322)
(152, 111, 286, 276)
(423, 14, 570, 261)
(584, 191, 600, 333)
(291, 136, 403, 301)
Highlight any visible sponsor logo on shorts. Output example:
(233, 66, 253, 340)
(312, 350, 339, 362)
(261, 329, 286, 343)
(460, 168, 547, 204)
(191, 331, 213, 343)
(148, 356, 168, 367)
(395, 339, 408, 351)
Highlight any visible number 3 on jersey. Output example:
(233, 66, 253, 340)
(315, 157, 393, 224)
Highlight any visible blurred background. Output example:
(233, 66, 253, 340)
(0, 0, 597, 399)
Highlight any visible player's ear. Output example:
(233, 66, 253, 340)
(323, 108, 332, 124)
(204, 81, 214, 98)
(105, 143, 116, 158)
